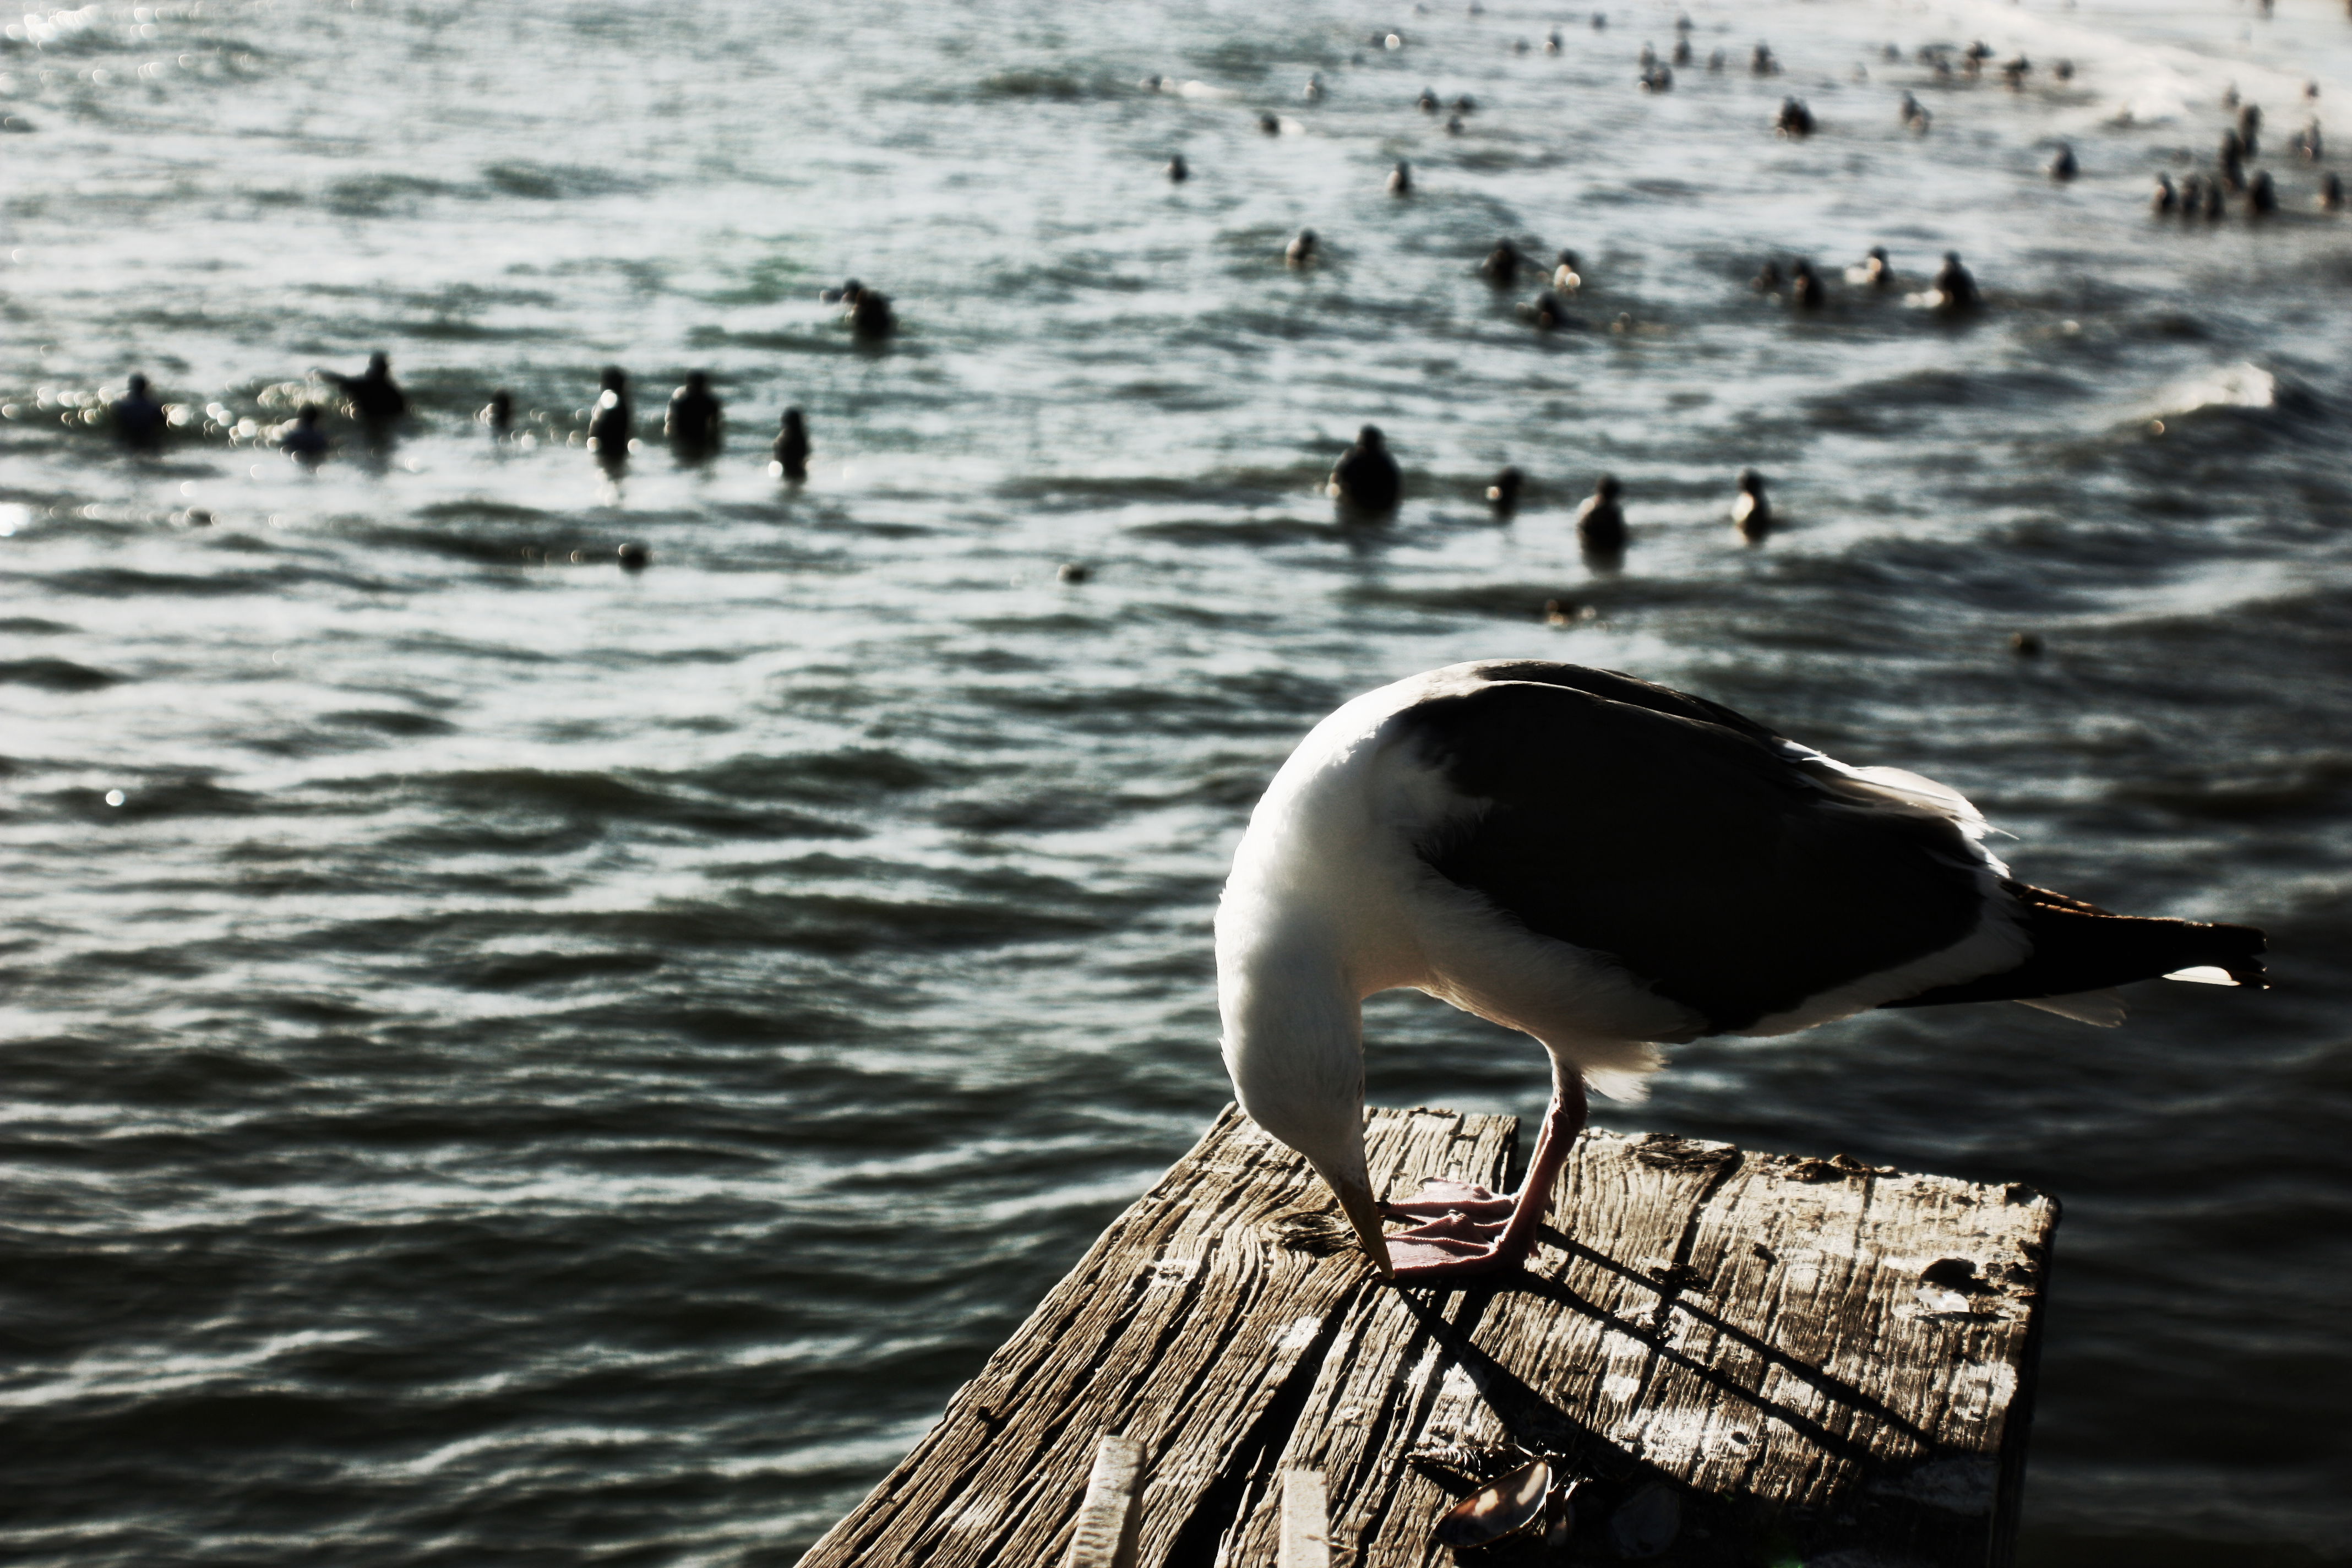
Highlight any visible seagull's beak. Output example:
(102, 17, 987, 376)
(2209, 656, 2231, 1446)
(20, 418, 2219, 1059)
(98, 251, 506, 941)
(1330, 1174, 1394, 1280)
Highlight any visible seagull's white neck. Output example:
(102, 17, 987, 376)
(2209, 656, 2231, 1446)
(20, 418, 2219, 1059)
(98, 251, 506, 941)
(1215, 907, 1369, 1190)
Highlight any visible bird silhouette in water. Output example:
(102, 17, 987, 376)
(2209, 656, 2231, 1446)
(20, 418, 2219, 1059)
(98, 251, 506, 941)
(1387, 161, 1412, 195)
(1552, 250, 1583, 291)
(2049, 143, 2078, 181)
(1286, 229, 1319, 268)
(324, 352, 406, 423)
(1522, 292, 1574, 329)
(773, 408, 811, 481)
(2152, 173, 2177, 215)
(588, 366, 632, 466)
(280, 404, 329, 460)
(481, 389, 514, 433)
(1167, 153, 1189, 182)
(665, 372, 722, 456)
(1480, 239, 1523, 285)
(1789, 259, 1825, 309)
(1328, 424, 1402, 513)
(1577, 473, 1626, 560)
(1931, 251, 1979, 313)
(1732, 467, 1772, 541)
(1847, 246, 1895, 288)
(1487, 466, 1525, 516)
(113, 373, 165, 451)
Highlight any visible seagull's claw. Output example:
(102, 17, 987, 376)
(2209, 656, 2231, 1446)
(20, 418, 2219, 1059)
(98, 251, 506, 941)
(1378, 1177, 1537, 1281)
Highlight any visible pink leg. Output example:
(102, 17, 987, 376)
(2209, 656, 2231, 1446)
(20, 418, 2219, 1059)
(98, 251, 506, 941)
(1382, 1070, 1588, 1281)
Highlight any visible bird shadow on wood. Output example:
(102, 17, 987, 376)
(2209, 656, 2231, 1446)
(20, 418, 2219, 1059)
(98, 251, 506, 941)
(1389, 1234, 1943, 1480)
(1530, 1222, 1942, 1455)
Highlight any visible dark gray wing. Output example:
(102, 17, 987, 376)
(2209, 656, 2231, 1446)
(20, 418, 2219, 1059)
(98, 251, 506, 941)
(1400, 667, 1985, 1032)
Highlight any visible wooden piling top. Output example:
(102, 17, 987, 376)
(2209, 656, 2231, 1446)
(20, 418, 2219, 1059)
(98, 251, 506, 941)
(796, 1106, 2057, 1567)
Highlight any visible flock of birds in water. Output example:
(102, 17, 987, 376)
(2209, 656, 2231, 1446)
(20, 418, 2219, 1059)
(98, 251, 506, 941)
(81, 10, 2341, 581)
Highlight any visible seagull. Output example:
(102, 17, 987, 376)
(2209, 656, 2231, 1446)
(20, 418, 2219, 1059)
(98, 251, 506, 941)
(1216, 661, 2267, 1283)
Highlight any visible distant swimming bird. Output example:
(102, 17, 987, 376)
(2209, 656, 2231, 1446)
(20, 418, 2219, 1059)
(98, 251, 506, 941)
(2239, 102, 2262, 159)
(1931, 251, 1979, 313)
(2049, 142, 2078, 181)
(2323, 172, 2344, 210)
(1168, 153, 1189, 182)
(587, 366, 631, 461)
(1638, 41, 1656, 69)
(1479, 238, 1523, 285)
(1418, 86, 1440, 113)
(2220, 130, 2247, 191)
(665, 371, 722, 451)
(1731, 467, 1771, 539)
(1522, 291, 1574, 329)
(1454, 95, 1477, 113)
(1673, 36, 1692, 66)
(482, 389, 514, 433)
(1446, 114, 1466, 135)
(1387, 160, 1413, 195)
(1708, 48, 1726, 72)
(2203, 178, 2226, 220)
(1751, 41, 1777, 74)
(1544, 27, 1563, 52)
(1286, 228, 1320, 268)
(849, 287, 895, 340)
(112, 373, 165, 450)
(1789, 259, 1825, 309)
(1576, 473, 1625, 553)
(2295, 120, 2323, 161)
(1847, 245, 1894, 288)
(1259, 111, 1282, 135)
(280, 402, 328, 458)
(1487, 466, 1525, 514)
(2001, 55, 2030, 89)
(617, 541, 650, 571)
(1552, 250, 1583, 291)
(1751, 259, 1783, 294)
(1899, 92, 1931, 134)
(1216, 661, 2268, 1280)
(818, 277, 862, 304)
(773, 408, 811, 480)
(1640, 63, 1673, 91)
(2249, 168, 2278, 214)
(1329, 424, 1402, 512)
(1775, 97, 1815, 137)
(2152, 173, 2178, 215)
(1303, 73, 1325, 102)
(324, 351, 405, 422)
(2054, 58, 2074, 80)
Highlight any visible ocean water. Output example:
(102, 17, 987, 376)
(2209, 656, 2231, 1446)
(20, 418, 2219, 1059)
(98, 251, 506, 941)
(4, 0, 2351, 1561)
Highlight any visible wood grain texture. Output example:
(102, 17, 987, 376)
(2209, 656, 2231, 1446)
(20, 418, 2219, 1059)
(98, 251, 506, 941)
(798, 1112, 2055, 1568)
(1224, 1129, 2056, 1568)
(1068, 1436, 1143, 1568)
(792, 1104, 1514, 1568)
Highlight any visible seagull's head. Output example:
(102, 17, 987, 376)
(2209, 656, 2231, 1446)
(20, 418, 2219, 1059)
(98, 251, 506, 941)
(1215, 887, 1392, 1277)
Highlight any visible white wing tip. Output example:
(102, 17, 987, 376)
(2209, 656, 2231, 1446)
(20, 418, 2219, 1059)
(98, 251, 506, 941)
(2163, 966, 2241, 987)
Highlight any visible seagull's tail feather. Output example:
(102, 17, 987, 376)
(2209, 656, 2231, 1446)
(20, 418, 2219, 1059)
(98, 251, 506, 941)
(1880, 880, 2266, 1016)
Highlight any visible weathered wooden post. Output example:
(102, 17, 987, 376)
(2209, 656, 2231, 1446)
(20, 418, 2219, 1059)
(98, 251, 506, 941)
(797, 1106, 2055, 1568)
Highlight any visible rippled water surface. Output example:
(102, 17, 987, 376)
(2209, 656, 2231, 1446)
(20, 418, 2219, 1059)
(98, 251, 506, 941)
(6, 0, 2352, 1561)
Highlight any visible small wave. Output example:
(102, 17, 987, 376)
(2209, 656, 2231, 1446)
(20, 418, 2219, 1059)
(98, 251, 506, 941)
(2149, 362, 2281, 418)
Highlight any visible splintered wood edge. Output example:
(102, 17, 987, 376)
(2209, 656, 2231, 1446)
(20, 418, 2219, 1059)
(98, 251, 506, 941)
(793, 1105, 1515, 1568)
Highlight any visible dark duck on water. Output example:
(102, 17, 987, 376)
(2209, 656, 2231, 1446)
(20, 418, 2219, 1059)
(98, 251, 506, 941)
(1217, 662, 2268, 1280)
(1327, 424, 1402, 513)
